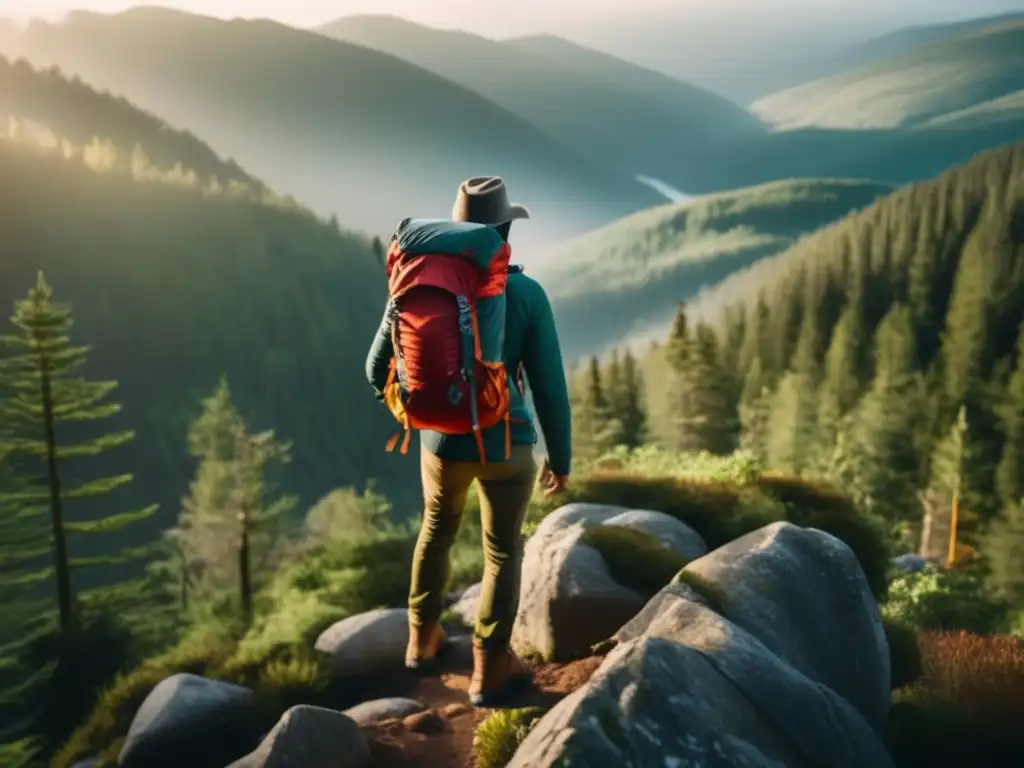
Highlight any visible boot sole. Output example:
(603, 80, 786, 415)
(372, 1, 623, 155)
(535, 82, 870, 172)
(469, 673, 534, 708)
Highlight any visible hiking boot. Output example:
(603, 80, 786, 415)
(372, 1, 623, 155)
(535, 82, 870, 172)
(469, 644, 533, 708)
(405, 622, 449, 673)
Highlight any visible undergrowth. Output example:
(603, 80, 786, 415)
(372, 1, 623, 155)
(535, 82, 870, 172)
(473, 706, 547, 768)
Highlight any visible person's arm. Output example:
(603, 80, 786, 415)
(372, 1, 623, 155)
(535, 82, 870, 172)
(365, 303, 394, 399)
(521, 282, 572, 477)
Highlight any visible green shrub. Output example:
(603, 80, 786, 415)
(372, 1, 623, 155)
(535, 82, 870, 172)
(883, 570, 1011, 635)
(882, 617, 922, 690)
(581, 525, 689, 598)
(888, 631, 1024, 767)
(473, 706, 547, 768)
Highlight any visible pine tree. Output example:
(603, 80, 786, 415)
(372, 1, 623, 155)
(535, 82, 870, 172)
(170, 378, 294, 623)
(0, 273, 156, 634)
(816, 304, 863, 452)
(765, 319, 819, 472)
(570, 357, 619, 462)
(995, 323, 1024, 508)
(738, 355, 771, 461)
(831, 304, 923, 532)
(615, 349, 647, 448)
(983, 502, 1024, 610)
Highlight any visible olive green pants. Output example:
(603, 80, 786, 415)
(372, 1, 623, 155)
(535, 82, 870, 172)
(409, 445, 537, 649)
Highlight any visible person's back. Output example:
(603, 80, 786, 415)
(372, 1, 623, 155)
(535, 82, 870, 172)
(364, 176, 571, 708)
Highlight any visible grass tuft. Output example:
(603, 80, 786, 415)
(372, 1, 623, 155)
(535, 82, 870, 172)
(473, 706, 548, 768)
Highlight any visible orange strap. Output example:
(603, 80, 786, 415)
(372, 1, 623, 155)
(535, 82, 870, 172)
(473, 426, 486, 466)
(504, 412, 511, 460)
(469, 306, 483, 360)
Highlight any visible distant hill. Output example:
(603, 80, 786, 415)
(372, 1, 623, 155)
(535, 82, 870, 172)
(0, 8, 662, 256)
(753, 21, 1024, 129)
(0, 54, 256, 186)
(319, 15, 764, 192)
(0, 90, 422, 560)
(531, 178, 893, 359)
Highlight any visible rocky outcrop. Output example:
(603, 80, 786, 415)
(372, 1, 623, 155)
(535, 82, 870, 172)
(511, 502, 707, 661)
(315, 607, 409, 678)
(509, 521, 893, 767)
(118, 673, 262, 768)
(228, 705, 369, 768)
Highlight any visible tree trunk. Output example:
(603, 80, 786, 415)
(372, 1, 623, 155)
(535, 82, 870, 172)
(39, 353, 73, 633)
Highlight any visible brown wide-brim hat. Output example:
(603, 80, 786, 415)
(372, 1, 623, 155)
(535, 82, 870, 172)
(451, 176, 531, 225)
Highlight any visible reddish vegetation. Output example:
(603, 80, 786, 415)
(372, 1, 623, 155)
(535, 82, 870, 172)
(889, 631, 1024, 766)
(364, 655, 603, 767)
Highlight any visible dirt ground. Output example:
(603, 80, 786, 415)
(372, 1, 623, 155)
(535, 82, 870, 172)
(360, 642, 603, 767)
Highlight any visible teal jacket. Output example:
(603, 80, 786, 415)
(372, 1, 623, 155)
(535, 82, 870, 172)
(365, 266, 572, 475)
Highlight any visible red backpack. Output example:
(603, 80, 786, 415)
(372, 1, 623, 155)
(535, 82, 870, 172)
(381, 218, 514, 462)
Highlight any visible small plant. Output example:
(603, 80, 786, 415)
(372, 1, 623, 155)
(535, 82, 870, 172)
(581, 525, 689, 598)
(473, 706, 547, 768)
(883, 569, 1010, 635)
(882, 616, 922, 690)
(888, 631, 1024, 766)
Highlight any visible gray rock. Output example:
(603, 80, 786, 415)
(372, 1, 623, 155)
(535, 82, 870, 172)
(510, 502, 706, 661)
(510, 603, 894, 768)
(450, 582, 481, 627)
(118, 673, 261, 768)
(512, 524, 646, 661)
(228, 705, 369, 768)
(314, 608, 409, 677)
(343, 697, 425, 725)
(602, 508, 708, 559)
(682, 521, 890, 732)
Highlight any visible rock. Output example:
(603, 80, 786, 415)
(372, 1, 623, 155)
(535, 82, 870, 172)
(511, 502, 707, 661)
(601, 509, 708, 559)
(118, 673, 261, 768)
(681, 521, 890, 732)
(404, 709, 447, 734)
(343, 697, 425, 726)
(440, 702, 472, 719)
(315, 608, 409, 677)
(509, 609, 894, 768)
(228, 705, 369, 768)
(451, 582, 481, 626)
(892, 553, 934, 573)
(512, 523, 646, 661)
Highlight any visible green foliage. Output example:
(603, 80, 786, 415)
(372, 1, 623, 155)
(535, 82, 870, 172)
(882, 570, 1011, 635)
(883, 617, 923, 691)
(570, 357, 622, 464)
(888, 631, 1024, 768)
(581, 525, 690, 598)
(672, 569, 727, 614)
(473, 706, 547, 768)
(983, 502, 1024, 610)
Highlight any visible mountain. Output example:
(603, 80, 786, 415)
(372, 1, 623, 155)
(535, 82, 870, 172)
(0, 8, 663, 257)
(319, 15, 764, 192)
(0, 59, 419, 563)
(752, 21, 1024, 130)
(531, 178, 893, 359)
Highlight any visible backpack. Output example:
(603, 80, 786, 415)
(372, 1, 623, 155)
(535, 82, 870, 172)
(381, 217, 514, 463)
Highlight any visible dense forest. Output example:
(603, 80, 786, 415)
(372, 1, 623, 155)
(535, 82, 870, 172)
(572, 142, 1024, 604)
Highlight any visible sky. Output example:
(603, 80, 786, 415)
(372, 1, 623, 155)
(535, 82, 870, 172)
(4, 0, 1023, 36)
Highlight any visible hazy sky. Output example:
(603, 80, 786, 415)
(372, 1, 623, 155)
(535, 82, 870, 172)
(4, 0, 1022, 36)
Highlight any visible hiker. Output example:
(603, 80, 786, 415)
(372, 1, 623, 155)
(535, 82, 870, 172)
(365, 176, 572, 707)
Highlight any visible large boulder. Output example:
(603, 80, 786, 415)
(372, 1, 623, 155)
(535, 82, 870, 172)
(118, 673, 262, 768)
(315, 608, 408, 678)
(450, 582, 482, 627)
(228, 705, 369, 768)
(509, 605, 893, 767)
(511, 503, 706, 661)
(681, 521, 890, 731)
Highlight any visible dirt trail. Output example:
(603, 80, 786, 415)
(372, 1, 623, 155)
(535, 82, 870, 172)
(360, 638, 603, 767)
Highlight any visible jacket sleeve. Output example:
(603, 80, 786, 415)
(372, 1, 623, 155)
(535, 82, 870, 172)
(365, 303, 394, 399)
(521, 282, 572, 476)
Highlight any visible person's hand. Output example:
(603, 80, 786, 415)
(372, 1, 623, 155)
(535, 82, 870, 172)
(538, 457, 569, 499)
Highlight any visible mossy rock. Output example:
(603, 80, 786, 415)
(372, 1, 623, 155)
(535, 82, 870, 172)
(672, 568, 727, 614)
(473, 706, 547, 768)
(882, 617, 922, 691)
(581, 525, 690, 598)
(533, 471, 891, 601)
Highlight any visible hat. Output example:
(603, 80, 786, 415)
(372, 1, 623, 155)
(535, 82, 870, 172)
(451, 176, 531, 225)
